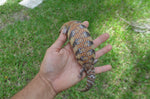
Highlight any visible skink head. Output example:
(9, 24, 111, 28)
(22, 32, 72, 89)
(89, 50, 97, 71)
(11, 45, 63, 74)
(59, 20, 82, 34)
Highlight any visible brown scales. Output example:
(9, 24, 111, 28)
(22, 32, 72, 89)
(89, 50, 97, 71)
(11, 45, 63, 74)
(60, 21, 96, 92)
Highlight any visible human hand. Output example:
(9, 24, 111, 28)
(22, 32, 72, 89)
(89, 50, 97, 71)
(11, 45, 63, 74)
(39, 21, 112, 94)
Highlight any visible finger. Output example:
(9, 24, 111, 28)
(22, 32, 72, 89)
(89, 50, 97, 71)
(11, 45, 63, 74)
(64, 42, 70, 48)
(51, 33, 67, 50)
(93, 33, 110, 48)
(78, 65, 112, 80)
(95, 65, 112, 74)
(82, 21, 89, 28)
(95, 44, 112, 59)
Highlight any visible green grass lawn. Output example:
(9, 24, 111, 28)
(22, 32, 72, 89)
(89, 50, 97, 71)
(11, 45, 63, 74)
(0, 0, 150, 98)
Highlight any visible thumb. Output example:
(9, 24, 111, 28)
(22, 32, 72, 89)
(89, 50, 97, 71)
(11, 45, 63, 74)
(51, 32, 67, 50)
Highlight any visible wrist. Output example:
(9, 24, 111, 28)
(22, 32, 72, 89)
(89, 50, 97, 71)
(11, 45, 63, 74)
(38, 73, 57, 96)
(12, 73, 56, 99)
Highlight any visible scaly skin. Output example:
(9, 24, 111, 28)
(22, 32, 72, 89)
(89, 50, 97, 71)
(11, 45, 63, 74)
(60, 21, 96, 92)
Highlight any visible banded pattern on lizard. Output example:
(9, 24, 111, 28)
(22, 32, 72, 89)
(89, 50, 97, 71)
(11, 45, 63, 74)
(60, 21, 96, 92)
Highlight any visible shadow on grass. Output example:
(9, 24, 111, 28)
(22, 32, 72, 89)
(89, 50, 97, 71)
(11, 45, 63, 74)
(131, 51, 150, 97)
(121, 30, 150, 98)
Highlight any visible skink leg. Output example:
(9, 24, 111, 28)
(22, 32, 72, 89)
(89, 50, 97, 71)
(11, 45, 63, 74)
(93, 59, 98, 64)
(79, 68, 85, 78)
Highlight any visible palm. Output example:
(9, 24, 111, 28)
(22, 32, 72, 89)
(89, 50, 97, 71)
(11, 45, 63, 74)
(40, 21, 112, 93)
(46, 43, 83, 92)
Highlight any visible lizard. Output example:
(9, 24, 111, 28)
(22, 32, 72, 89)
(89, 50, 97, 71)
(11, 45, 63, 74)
(59, 21, 97, 92)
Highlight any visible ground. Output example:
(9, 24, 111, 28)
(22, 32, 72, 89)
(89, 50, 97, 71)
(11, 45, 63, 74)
(0, 0, 150, 99)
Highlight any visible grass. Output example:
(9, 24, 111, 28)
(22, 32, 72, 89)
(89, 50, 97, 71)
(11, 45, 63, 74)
(0, 0, 150, 98)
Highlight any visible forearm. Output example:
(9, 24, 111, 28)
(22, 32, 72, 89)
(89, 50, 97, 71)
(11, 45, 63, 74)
(11, 73, 56, 99)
